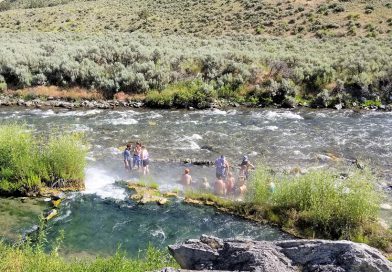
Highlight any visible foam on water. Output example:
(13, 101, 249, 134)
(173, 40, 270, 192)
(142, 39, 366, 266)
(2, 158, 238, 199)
(53, 209, 72, 223)
(173, 134, 203, 150)
(192, 109, 227, 115)
(247, 125, 262, 131)
(252, 110, 304, 120)
(83, 167, 126, 200)
(188, 134, 203, 140)
(147, 112, 163, 119)
(265, 126, 279, 131)
(57, 109, 103, 117)
(175, 140, 200, 150)
(103, 118, 139, 125)
(30, 109, 55, 116)
(71, 124, 93, 132)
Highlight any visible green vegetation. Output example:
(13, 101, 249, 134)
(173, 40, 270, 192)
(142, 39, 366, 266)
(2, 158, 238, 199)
(42, 133, 86, 187)
(184, 165, 392, 252)
(246, 166, 392, 251)
(185, 191, 233, 208)
(0, 124, 87, 195)
(0, 240, 177, 272)
(145, 80, 216, 108)
(0, 0, 390, 38)
(0, 0, 390, 108)
(0, 32, 391, 108)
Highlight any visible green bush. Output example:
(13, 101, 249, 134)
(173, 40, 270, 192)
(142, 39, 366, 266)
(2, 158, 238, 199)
(0, 32, 391, 107)
(362, 100, 382, 107)
(0, 124, 43, 194)
(145, 80, 215, 108)
(42, 133, 87, 187)
(0, 124, 87, 194)
(246, 165, 381, 239)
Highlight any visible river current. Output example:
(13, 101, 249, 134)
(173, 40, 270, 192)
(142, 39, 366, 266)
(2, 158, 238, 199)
(0, 107, 391, 257)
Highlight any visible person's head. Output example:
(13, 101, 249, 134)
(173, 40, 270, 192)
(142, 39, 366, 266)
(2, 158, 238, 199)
(141, 145, 146, 150)
(184, 168, 190, 174)
(239, 176, 246, 185)
(136, 142, 141, 147)
(126, 143, 132, 149)
(221, 155, 225, 160)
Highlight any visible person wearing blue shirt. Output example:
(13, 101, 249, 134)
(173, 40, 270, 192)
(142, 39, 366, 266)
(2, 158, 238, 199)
(123, 144, 132, 171)
(215, 155, 229, 179)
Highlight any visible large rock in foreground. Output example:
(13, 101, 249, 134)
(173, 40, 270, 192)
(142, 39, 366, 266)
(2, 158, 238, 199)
(168, 235, 392, 272)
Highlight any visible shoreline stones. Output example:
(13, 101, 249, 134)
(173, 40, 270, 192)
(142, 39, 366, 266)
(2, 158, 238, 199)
(0, 95, 145, 109)
(167, 235, 392, 272)
(0, 94, 391, 111)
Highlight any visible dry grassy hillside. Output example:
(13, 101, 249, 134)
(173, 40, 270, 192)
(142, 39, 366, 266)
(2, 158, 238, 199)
(0, 0, 391, 38)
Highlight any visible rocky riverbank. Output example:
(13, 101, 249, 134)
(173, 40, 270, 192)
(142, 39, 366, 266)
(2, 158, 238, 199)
(164, 235, 392, 272)
(1, 93, 392, 111)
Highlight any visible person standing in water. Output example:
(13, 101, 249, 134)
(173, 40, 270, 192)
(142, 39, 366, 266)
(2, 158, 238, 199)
(239, 155, 255, 180)
(215, 155, 229, 179)
(235, 176, 247, 198)
(181, 168, 192, 188)
(133, 142, 142, 170)
(123, 144, 132, 171)
(141, 145, 150, 175)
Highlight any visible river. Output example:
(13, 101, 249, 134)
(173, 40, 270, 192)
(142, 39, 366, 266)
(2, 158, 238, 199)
(0, 107, 391, 257)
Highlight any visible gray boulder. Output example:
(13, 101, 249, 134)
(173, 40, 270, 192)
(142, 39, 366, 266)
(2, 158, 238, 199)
(168, 235, 392, 272)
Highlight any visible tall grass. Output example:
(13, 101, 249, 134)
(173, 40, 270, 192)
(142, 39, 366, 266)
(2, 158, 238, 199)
(0, 240, 177, 272)
(246, 165, 381, 240)
(0, 124, 87, 194)
(0, 124, 42, 194)
(42, 133, 87, 188)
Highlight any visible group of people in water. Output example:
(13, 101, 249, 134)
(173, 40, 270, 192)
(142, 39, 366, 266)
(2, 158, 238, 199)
(180, 155, 255, 197)
(123, 142, 150, 175)
(124, 143, 255, 197)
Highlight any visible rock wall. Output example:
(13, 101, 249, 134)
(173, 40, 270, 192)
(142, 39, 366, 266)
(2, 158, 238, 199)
(165, 235, 392, 272)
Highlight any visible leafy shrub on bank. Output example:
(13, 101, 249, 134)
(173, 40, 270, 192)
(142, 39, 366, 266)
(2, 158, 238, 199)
(0, 124, 87, 195)
(0, 33, 391, 107)
(145, 80, 216, 108)
(246, 165, 381, 241)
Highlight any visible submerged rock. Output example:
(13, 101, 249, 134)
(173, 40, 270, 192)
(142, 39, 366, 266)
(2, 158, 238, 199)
(128, 182, 171, 205)
(44, 209, 58, 221)
(168, 235, 392, 272)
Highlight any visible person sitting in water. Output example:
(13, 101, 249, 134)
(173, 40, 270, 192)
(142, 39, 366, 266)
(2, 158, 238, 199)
(235, 176, 247, 197)
(141, 145, 150, 175)
(181, 168, 192, 187)
(123, 144, 132, 171)
(133, 142, 142, 169)
(225, 172, 235, 194)
(200, 177, 211, 192)
(215, 155, 229, 179)
(214, 177, 226, 196)
(239, 155, 255, 180)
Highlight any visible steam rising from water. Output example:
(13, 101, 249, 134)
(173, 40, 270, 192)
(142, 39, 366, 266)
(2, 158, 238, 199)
(83, 167, 127, 200)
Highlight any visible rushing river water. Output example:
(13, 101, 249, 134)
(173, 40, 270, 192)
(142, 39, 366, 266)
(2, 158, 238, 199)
(0, 107, 391, 256)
